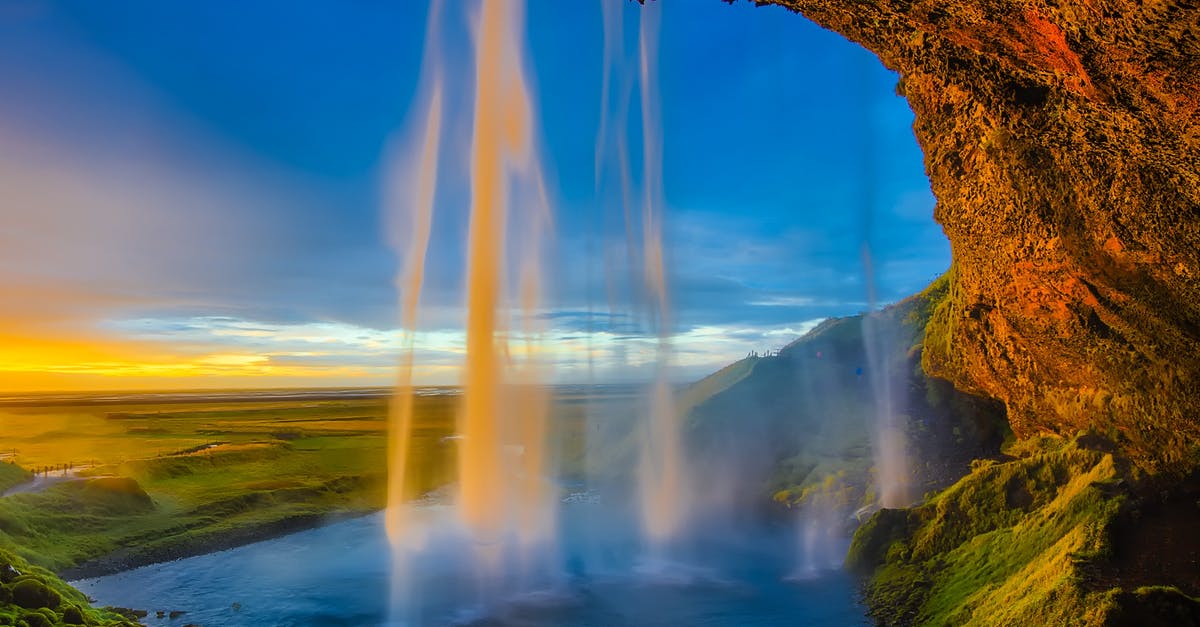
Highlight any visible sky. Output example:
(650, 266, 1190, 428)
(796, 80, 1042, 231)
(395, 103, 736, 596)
(0, 0, 949, 391)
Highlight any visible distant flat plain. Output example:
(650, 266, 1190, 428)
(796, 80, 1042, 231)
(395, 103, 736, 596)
(0, 386, 640, 576)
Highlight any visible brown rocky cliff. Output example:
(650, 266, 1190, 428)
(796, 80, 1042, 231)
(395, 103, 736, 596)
(755, 0, 1200, 470)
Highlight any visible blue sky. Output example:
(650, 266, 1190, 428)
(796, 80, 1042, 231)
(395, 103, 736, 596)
(0, 0, 948, 389)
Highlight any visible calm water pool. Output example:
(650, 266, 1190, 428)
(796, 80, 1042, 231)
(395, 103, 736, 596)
(74, 500, 869, 626)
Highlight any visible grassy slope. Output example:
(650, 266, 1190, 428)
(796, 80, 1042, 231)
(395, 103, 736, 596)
(848, 435, 1200, 625)
(677, 355, 762, 416)
(682, 273, 1008, 515)
(0, 466, 30, 495)
(840, 272, 1200, 625)
(0, 397, 405, 574)
(0, 547, 138, 626)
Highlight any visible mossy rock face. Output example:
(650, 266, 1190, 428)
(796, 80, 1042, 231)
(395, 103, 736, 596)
(60, 606, 85, 625)
(845, 507, 914, 573)
(19, 609, 53, 627)
(756, 0, 1200, 472)
(0, 550, 134, 626)
(10, 580, 60, 611)
(849, 437, 1200, 625)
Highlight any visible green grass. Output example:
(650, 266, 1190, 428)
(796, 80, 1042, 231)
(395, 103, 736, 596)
(848, 435, 1200, 625)
(0, 547, 138, 626)
(0, 396, 405, 574)
(0, 383, 658, 626)
(0, 466, 30, 495)
(677, 355, 762, 417)
(0, 388, 635, 577)
(0, 388, 637, 624)
(683, 270, 1008, 515)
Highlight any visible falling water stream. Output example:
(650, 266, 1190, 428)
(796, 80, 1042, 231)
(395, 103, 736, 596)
(385, 2, 443, 549)
(383, 0, 698, 612)
(73, 2, 884, 625)
(630, 1, 688, 552)
(391, 0, 560, 593)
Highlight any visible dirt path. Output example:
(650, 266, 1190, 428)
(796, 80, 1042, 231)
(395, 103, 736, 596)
(2, 469, 89, 497)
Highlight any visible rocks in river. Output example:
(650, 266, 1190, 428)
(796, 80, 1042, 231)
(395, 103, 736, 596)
(107, 606, 149, 620)
(148, 609, 189, 620)
(153, 607, 188, 620)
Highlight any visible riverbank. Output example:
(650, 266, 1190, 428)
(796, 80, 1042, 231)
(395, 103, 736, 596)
(59, 508, 377, 581)
(0, 386, 634, 579)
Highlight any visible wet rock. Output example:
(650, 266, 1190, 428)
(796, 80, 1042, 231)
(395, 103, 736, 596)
(107, 606, 149, 620)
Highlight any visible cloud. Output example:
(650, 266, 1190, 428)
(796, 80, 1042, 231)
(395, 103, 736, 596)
(0, 1, 951, 391)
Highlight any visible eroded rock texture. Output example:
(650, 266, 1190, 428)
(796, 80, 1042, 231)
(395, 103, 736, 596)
(760, 0, 1200, 470)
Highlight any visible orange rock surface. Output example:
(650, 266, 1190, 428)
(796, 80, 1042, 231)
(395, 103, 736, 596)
(764, 0, 1200, 470)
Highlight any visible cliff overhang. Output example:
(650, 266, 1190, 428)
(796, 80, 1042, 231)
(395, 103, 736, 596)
(754, 0, 1200, 471)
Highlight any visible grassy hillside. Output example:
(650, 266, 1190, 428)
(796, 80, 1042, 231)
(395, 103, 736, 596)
(0, 547, 138, 626)
(677, 355, 762, 415)
(848, 435, 1200, 625)
(0, 466, 30, 495)
(0, 397, 406, 575)
(683, 274, 1009, 516)
(0, 387, 637, 577)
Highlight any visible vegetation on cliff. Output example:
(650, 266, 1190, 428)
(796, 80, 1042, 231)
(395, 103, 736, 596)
(847, 435, 1200, 626)
(685, 273, 1008, 516)
(724, 2, 1200, 623)
(0, 548, 136, 627)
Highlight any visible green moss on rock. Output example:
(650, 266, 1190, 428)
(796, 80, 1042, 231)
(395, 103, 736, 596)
(845, 507, 914, 573)
(0, 550, 139, 626)
(21, 609, 56, 627)
(848, 436, 1200, 625)
(10, 580, 60, 611)
(58, 606, 84, 626)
